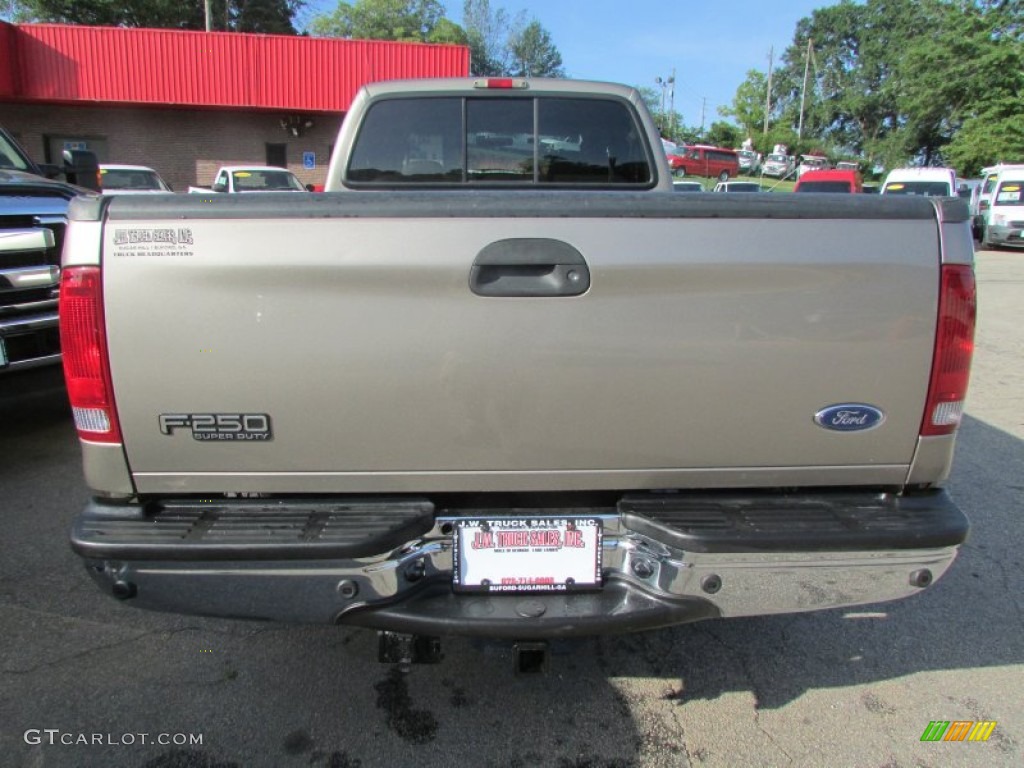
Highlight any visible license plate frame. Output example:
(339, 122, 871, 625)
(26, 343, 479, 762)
(451, 516, 603, 594)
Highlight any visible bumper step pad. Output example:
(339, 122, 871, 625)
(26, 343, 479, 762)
(72, 497, 435, 561)
(619, 490, 968, 553)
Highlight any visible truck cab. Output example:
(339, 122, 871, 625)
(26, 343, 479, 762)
(0, 126, 99, 373)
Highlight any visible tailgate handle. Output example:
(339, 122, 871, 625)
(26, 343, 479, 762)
(470, 238, 590, 297)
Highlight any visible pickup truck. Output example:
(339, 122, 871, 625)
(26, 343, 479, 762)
(62, 78, 976, 664)
(760, 152, 795, 179)
(187, 165, 306, 194)
(1, 126, 98, 373)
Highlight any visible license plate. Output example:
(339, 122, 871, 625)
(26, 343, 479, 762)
(452, 517, 602, 593)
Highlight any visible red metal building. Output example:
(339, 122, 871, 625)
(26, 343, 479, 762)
(0, 22, 469, 189)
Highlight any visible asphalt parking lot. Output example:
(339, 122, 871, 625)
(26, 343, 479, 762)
(1, 250, 1022, 768)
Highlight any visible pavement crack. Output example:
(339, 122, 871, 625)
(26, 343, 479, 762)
(0, 600, 133, 628)
(967, 545, 1024, 629)
(2, 630, 157, 675)
(752, 713, 795, 767)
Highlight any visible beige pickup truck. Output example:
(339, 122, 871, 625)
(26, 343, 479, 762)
(61, 79, 976, 664)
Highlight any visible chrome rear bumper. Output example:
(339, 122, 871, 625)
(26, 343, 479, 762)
(72, 490, 967, 637)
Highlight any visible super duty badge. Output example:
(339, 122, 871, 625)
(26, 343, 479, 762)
(159, 413, 273, 442)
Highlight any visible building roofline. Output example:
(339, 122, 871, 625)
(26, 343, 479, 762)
(0, 21, 469, 112)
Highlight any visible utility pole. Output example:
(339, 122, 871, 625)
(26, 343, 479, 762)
(700, 97, 706, 139)
(656, 71, 676, 135)
(763, 46, 773, 136)
(798, 38, 813, 140)
(669, 67, 676, 136)
(204, 0, 212, 31)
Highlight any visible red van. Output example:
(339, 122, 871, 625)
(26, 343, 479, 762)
(794, 169, 863, 193)
(670, 145, 739, 181)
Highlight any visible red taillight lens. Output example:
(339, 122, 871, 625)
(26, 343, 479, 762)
(473, 78, 527, 89)
(921, 264, 976, 436)
(60, 266, 121, 443)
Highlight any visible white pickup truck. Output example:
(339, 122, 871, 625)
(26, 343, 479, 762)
(61, 79, 975, 664)
(187, 165, 306, 194)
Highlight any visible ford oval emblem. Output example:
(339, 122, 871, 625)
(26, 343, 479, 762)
(814, 404, 886, 432)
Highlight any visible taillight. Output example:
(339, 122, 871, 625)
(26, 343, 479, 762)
(60, 266, 121, 443)
(921, 264, 976, 436)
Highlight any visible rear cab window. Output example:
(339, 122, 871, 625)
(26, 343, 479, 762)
(232, 170, 303, 191)
(797, 181, 852, 193)
(883, 181, 951, 196)
(346, 95, 653, 187)
(100, 169, 168, 190)
(994, 182, 1023, 205)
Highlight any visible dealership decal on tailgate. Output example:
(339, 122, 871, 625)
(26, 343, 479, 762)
(453, 517, 602, 593)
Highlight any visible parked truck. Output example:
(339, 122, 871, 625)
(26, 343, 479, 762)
(187, 165, 306, 194)
(1, 126, 98, 373)
(62, 79, 975, 665)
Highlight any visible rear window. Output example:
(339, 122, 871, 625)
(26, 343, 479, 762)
(232, 170, 304, 191)
(100, 169, 167, 191)
(883, 181, 951, 196)
(796, 181, 852, 193)
(346, 96, 653, 187)
(994, 182, 1024, 205)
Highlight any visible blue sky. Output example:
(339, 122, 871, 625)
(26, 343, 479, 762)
(302, 0, 828, 128)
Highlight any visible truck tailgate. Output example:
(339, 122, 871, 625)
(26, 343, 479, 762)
(95, 193, 942, 493)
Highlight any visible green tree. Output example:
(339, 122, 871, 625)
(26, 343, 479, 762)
(719, 69, 768, 139)
(462, 0, 563, 78)
(234, 0, 302, 33)
(462, 0, 517, 75)
(774, 0, 925, 167)
(310, 0, 446, 41)
(1, 1, 21, 21)
(12, 0, 302, 32)
(507, 19, 563, 77)
(901, 0, 1024, 173)
(704, 121, 742, 150)
(425, 17, 467, 44)
(762, 0, 1024, 174)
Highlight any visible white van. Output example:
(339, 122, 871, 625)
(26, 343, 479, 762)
(975, 163, 1024, 233)
(881, 167, 957, 197)
(979, 167, 1024, 249)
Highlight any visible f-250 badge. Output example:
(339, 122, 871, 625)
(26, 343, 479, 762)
(159, 413, 272, 441)
(814, 404, 885, 432)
